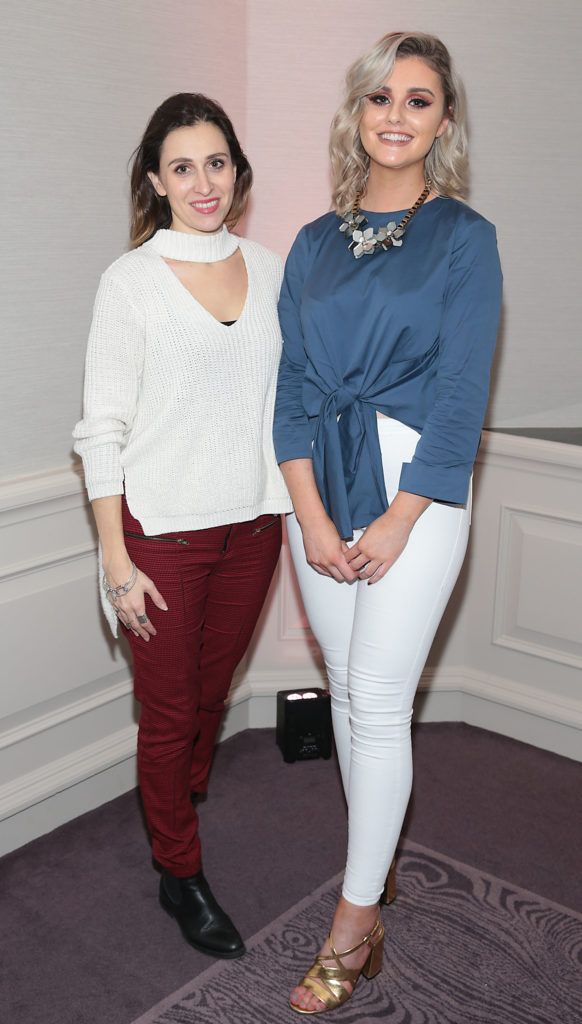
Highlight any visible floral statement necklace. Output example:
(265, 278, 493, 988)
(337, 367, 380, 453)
(339, 180, 432, 259)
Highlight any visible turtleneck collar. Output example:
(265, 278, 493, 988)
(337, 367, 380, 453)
(148, 225, 240, 263)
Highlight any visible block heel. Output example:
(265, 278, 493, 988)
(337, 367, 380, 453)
(379, 857, 397, 906)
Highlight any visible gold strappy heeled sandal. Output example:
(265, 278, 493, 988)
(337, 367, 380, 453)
(290, 916, 385, 1015)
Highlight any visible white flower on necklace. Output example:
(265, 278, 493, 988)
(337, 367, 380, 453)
(376, 223, 404, 250)
(351, 227, 376, 258)
(339, 212, 366, 239)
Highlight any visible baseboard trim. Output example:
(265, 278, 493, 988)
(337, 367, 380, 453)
(238, 665, 582, 733)
(418, 665, 582, 731)
(0, 724, 138, 821)
(1, 662, 580, 857)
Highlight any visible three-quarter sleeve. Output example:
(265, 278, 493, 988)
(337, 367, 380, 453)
(398, 217, 502, 504)
(73, 272, 144, 500)
(273, 227, 314, 462)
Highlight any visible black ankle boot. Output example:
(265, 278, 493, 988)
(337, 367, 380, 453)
(159, 870, 245, 959)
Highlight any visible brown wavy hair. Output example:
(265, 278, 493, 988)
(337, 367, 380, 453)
(129, 93, 253, 248)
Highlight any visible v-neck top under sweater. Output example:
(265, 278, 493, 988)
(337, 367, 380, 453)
(73, 231, 292, 537)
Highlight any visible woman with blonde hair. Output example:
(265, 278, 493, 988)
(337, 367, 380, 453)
(74, 93, 290, 960)
(274, 32, 502, 1013)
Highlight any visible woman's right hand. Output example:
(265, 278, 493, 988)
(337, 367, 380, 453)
(104, 553, 168, 640)
(299, 514, 358, 583)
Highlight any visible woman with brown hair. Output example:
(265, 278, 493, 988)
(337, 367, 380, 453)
(73, 93, 290, 959)
(274, 32, 502, 1013)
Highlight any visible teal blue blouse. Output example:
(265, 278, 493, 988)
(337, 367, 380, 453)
(273, 197, 503, 540)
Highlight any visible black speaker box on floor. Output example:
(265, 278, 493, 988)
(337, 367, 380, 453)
(276, 687, 332, 763)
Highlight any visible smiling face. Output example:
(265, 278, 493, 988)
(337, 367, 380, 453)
(358, 56, 450, 181)
(147, 121, 236, 235)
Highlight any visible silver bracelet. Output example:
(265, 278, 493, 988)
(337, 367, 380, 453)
(102, 562, 138, 600)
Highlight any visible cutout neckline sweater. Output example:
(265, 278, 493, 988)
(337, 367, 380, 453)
(73, 228, 292, 537)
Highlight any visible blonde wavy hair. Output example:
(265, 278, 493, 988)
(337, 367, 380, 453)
(330, 32, 468, 215)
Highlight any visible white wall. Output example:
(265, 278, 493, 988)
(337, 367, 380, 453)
(244, 0, 582, 428)
(2, 0, 580, 478)
(0, 0, 247, 480)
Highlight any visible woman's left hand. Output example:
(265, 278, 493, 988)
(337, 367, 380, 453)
(345, 511, 413, 585)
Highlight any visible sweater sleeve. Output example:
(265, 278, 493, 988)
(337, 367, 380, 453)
(73, 271, 144, 500)
(398, 217, 502, 503)
(273, 227, 314, 462)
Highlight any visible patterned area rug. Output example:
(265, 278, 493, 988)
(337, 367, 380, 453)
(131, 841, 582, 1024)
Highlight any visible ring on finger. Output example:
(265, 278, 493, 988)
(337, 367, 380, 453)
(136, 614, 148, 625)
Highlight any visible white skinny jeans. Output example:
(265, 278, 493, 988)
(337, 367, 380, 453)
(286, 416, 471, 906)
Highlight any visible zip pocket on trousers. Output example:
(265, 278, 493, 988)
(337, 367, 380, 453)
(123, 530, 190, 546)
(251, 516, 279, 536)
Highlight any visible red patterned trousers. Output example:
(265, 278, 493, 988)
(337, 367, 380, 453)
(122, 498, 282, 877)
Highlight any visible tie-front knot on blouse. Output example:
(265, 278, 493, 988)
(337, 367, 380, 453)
(313, 388, 379, 537)
(332, 383, 360, 413)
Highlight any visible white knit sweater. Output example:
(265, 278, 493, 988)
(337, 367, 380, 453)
(73, 227, 292, 534)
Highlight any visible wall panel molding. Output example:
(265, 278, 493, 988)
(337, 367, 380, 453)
(478, 432, 582, 481)
(0, 674, 132, 752)
(0, 541, 96, 587)
(0, 466, 85, 526)
(493, 504, 582, 670)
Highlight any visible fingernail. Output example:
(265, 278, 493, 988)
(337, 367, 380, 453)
(161, 604, 168, 611)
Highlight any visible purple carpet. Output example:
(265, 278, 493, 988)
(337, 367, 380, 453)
(130, 840, 582, 1024)
(1, 725, 581, 1024)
